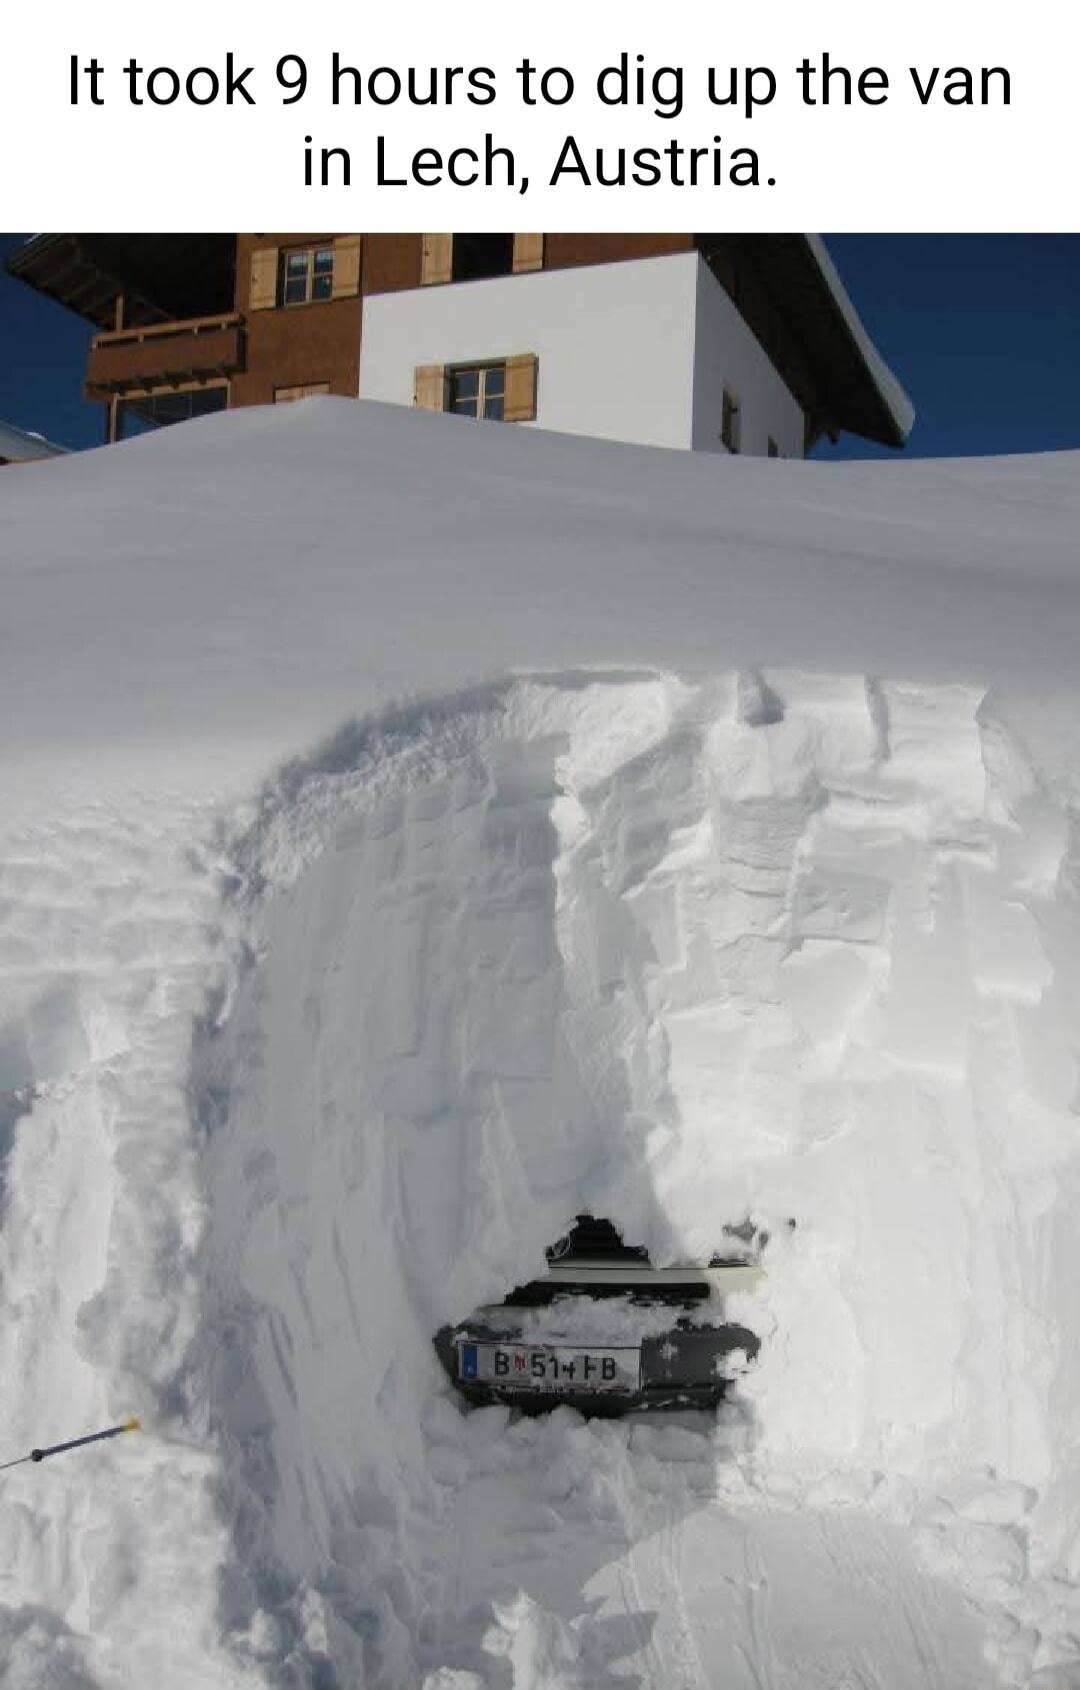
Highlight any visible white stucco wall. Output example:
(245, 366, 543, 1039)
(691, 262, 805, 458)
(360, 254, 699, 451)
(358, 251, 807, 456)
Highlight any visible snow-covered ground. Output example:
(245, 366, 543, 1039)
(1, 398, 1079, 1689)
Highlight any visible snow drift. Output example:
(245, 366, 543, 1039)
(1, 398, 1079, 1689)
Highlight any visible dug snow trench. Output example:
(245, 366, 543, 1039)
(175, 665, 1078, 1689)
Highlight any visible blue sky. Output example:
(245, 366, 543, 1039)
(818, 235, 1080, 460)
(1, 234, 1078, 458)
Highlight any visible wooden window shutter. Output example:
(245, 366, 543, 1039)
(331, 235, 362, 299)
(249, 246, 279, 311)
(413, 364, 446, 411)
(512, 233, 544, 274)
(503, 354, 538, 422)
(421, 234, 453, 286)
(275, 383, 331, 403)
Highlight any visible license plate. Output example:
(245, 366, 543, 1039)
(458, 1341, 641, 1394)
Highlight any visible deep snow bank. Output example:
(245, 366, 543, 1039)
(1, 403, 1080, 1687)
(0, 791, 263, 1688)
(195, 667, 1078, 1687)
(2, 398, 1080, 788)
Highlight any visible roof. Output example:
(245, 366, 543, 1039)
(4, 235, 235, 330)
(0, 419, 68, 463)
(804, 234, 914, 444)
(696, 234, 914, 448)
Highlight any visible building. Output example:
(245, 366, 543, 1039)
(0, 418, 68, 466)
(5, 234, 912, 456)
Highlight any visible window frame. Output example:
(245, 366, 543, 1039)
(446, 360, 507, 421)
(112, 379, 229, 441)
(279, 245, 336, 307)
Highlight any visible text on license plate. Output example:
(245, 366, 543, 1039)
(458, 1341, 641, 1393)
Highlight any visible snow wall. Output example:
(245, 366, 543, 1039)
(199, 666, 1079, 1688)
(8, 667, 1069, 1688)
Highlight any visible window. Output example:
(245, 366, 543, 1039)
(115, 385, 227, 439)
(448, 363, 506, 421)
(721, 387, 741, 453)
(274, 383, 331, 403)
(280, 246, 335, 305)
(250, 239, 360, 312)
(451, 234, 515, 282)
(421, 234, 542, 286)
(414, 354, 537, 422)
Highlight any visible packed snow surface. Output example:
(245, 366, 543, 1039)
(1, 398, 1079, 1689)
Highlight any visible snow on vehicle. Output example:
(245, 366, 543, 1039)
(434, 1214, 764, 1414)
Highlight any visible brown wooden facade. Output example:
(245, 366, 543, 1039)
(64, 234, 706, 440)
(231, 234, 363, 409)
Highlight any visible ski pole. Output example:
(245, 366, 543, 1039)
(0, 1417, 141, 1472)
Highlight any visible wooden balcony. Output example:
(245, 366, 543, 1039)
(85, 313, 245, 397)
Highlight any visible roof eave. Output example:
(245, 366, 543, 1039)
(696, 233, 915, 449)
(803, 233, 915, 448)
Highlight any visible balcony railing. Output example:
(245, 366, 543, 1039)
(85, 313, 245, 397)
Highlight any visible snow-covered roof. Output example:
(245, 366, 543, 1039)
(697, 234, 915, 447)
(805, 233, 916, 443)
(0, 418, 68, 463)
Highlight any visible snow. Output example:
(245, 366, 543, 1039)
(0, 396, 1079, 1688)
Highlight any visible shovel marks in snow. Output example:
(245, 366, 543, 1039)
(199, 668, 1075, 1689)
